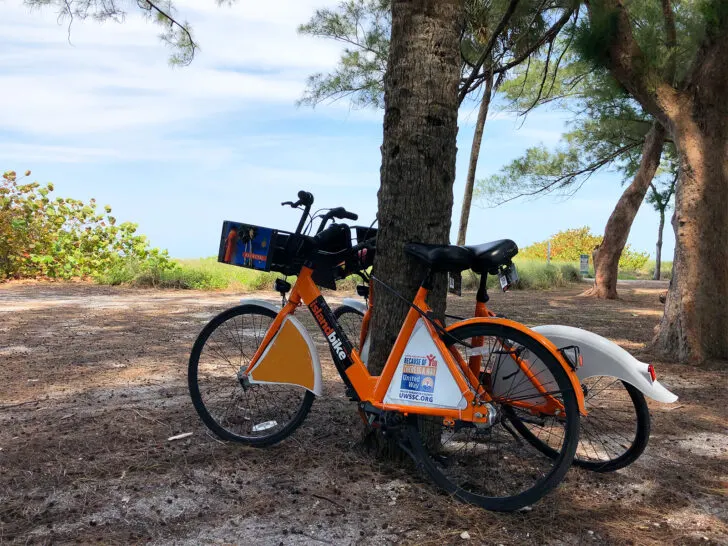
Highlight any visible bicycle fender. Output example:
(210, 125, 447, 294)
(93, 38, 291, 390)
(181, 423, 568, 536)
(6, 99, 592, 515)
(445, 317, 587, 415)
(341, 298, 367, 314)
(243, 302, 323, 396)
(239, 298, 280, 312)
(532, 325, 678, 403)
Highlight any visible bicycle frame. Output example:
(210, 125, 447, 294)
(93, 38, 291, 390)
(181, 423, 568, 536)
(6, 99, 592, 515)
(345, 281, 587, 415)
(243, 266, 584, 420)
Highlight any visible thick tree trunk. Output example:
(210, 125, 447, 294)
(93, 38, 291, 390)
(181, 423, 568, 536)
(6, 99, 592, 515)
(584, 123, 666, 299)
(652, 103, 728, 362)
(456, 73, 493, 246)
(367, 0, 463, 375)
(654, 209, 665, 281)
(589, 0, 728, 363)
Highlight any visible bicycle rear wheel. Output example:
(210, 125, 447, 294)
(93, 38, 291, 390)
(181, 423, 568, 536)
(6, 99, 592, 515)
(188, 304, 314, 447)
(513, 377, 650, 472)
(407, 321, 580, 512)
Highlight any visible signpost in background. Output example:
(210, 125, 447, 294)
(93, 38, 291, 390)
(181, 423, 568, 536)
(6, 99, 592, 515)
(580, 254, 590, 277)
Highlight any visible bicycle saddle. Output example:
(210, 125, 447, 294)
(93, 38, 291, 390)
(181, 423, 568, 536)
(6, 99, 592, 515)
(465, 239, 519, 274)
(404, 243, 473, 272)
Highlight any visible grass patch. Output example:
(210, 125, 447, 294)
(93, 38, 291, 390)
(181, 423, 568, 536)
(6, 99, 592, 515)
(97, 256, 588, 291)
(96, 257, 360, 291)
(461, 259, 583, 291)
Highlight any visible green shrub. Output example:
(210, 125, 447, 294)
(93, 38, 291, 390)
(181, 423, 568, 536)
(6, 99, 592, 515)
(560, 264, 581, 283)
(520, 226, 650, 273)
(1, 170, 173, 281)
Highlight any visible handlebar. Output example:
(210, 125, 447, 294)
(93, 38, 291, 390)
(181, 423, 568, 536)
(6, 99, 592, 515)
(282, 190, 315, 235)
(281, 190, 361, 242)
(316, 206, 359, 234)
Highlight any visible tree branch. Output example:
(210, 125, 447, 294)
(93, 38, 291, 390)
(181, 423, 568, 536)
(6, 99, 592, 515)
(493, 6, 576, 76)
(660, 0, 677, 85)
(458, 0, 521, 104)
(486, 140, 642, 206)
(587, 0, 681, 128)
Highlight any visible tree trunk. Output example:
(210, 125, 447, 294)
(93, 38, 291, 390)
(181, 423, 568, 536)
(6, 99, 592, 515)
(368, 0, 463, 375)
(584, 123, 666, 299)
(654, 209, 665, 280)
(588, 0, 728, 363)
(652, 100, 728, 362)
(456, 73, 493, 246)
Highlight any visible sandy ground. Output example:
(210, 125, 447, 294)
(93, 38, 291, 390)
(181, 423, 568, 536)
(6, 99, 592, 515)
(1, 281, 726, 545)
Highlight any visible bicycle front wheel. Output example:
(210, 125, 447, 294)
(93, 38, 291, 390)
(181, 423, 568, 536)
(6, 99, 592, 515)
(188, 304, 315, 447)
(407, 321, 580, 512)
(332, 305, 365, 352)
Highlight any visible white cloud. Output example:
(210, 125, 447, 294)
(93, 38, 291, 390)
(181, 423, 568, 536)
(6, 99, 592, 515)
(0, 1, 344, 140)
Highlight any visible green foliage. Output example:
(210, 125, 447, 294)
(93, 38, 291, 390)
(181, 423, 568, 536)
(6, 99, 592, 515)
(298, 0, 579, 109)
(1, 170, 173, 281)
(519, 227, 649, 272)
(298, 0, 390, 108)
(574, 0, 714, 83)
(572, 2, 619, 69)
(481, 44, 673, 205)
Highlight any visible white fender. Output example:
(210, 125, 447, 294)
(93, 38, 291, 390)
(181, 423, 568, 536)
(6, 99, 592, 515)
(240, 298, 322, 396)
(341, 298, 367, 315)
(532, 325, 678, 403)
(239, 298, 280, 312)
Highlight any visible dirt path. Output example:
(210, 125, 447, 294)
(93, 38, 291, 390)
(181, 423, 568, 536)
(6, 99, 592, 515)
(1, 282, 726, 545)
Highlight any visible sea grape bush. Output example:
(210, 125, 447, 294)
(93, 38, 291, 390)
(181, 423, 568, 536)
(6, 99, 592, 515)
(1, 170, 173, 280)
(519, 227, 650, 272)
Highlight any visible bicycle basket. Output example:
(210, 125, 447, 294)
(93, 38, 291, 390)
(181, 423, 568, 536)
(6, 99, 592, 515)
(218, 221, 279, 271)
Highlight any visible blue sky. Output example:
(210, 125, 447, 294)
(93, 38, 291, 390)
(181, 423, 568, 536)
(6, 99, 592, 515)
(0, 0, 674, 261)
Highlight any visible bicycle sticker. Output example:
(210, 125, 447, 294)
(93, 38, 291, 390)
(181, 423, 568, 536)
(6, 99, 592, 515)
(384, 319, 467, 410)
(399, 354, 438, 403)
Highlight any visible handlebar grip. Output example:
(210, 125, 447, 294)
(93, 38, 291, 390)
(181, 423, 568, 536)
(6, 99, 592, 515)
(297, 191, 314, 207)
(339, 211, 358, 221)
(330, 207, 358, 221)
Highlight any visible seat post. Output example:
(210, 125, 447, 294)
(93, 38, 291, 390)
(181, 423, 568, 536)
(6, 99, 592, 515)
(421, 269, 434, 290)
(476, 273, 490, 303)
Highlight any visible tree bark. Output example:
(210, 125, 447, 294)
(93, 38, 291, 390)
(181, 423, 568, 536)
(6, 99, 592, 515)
(456, 72, 493, 246)
(584, 123, 666, 299)
(368, 0, 463, 375)
(654, 209, 665, 281)
(652, 100, 728, 362)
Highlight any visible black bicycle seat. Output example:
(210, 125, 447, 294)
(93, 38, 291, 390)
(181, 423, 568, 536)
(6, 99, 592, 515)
(405, 243, 473, 272)
(465, 239, 518, 274)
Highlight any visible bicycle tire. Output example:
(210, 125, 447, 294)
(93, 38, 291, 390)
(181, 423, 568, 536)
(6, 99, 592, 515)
(188, 304, 315, 447)
(512, 378, 650, 472)
(407, 321, 580, 512)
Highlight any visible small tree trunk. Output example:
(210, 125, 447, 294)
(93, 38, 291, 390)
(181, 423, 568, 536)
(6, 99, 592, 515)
(368, 0, 463, 375)
(584, 122, 666, 299)
(654, 209, 665, 280)
(456, 73, 493, 246)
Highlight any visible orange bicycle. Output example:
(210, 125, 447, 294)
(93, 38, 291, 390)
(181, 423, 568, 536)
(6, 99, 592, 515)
(188, 191, 583, 511)
(335, 236, 656, 473)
